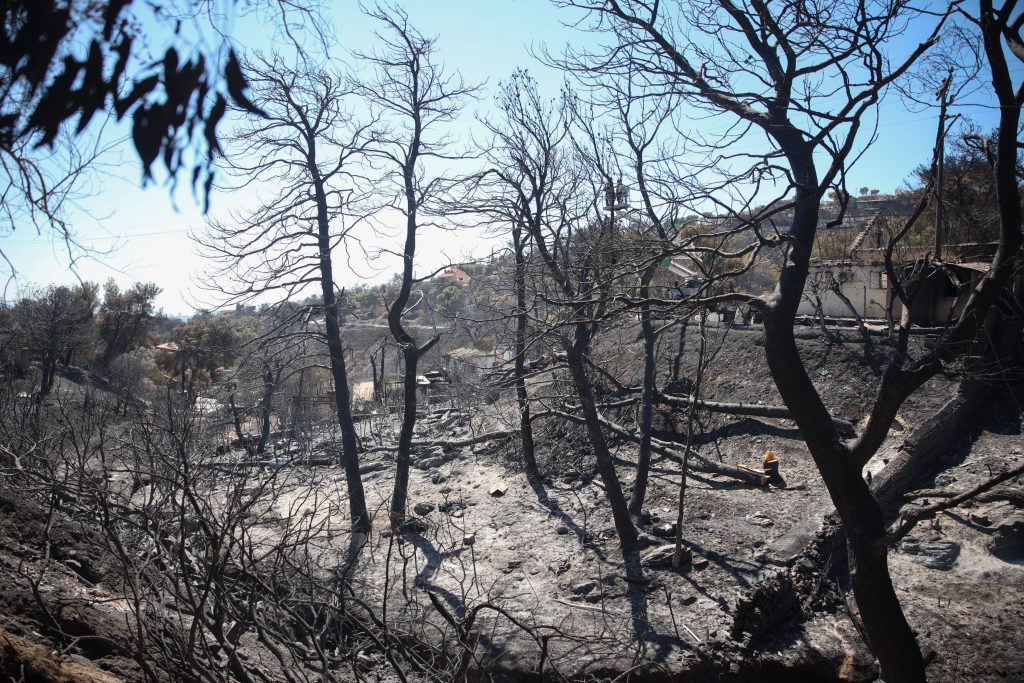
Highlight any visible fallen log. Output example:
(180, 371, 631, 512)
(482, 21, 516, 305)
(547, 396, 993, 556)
(871, 388, 985, 514)
(887, 461, 1024, 546)
(357, 405, 786, 487)
(768, 386, 987, 572)
(603, 417, 770, 487)
(656, 392, 856, 436)
(365, 429, 515, 453)
(534, 408, 768, 486)
(545, 387, 856, 436)
(412, 430, 514, 449)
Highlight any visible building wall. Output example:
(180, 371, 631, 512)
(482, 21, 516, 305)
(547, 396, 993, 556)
(797, 263, 890, 319)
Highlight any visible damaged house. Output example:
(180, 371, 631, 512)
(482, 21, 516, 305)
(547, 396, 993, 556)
(797, 201, 1005, 326)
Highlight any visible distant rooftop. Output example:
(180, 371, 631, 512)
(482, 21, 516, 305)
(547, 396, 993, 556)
(437, 266, 472, 284)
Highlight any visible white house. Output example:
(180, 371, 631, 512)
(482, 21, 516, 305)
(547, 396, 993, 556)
(798, 240, 997, 324)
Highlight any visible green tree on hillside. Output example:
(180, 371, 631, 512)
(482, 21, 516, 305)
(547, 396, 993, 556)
(96, 280, 161, 365)
(12, 283, 99, 395)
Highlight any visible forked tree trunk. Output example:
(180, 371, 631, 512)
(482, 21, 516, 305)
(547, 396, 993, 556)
(764, 175, 925, 681)
(387, 157, 440, 529)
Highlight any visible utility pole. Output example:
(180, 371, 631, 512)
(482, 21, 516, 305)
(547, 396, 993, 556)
(605, 176, 628, 229)
(934, 74, 952, 261)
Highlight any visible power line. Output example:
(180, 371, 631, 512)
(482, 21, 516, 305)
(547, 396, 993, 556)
(2, 224, 197, 246)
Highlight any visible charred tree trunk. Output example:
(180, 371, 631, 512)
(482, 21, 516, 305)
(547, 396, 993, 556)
(312, 172, 369, 536)
(370, 346, 384, 404)
(763, 145, 924, 681)
(674, 308, 709, 567)
(292, 367, 305, 438)
(629, 264, 657, 517)
(40, 344, 57, 398)
(386, 143, 441, 529)
(565, 333, 638, 554)
(387, 149, 421, 530)
(390, 340, 418, 528)
(388, 328, 441, 529)
(845, 477, 924, 682)
(512, 222, 539, 479)
(670, 315, 689, 383)
(228, 389, 248, 452)
(256, 367, 275, 455)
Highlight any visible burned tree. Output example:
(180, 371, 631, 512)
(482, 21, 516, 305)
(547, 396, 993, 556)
(468, 70, 557, 480)
(546, 0, 1024, 680)
(479, 72, 642, 555)
(356, 4, 477, 529)
(224, 312, 313, 455)
(603, 81, 683, 518)
(198, 54, 374, 537)
(508, 217, 541, 479)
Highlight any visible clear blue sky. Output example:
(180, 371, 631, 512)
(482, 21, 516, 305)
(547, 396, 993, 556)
(2, 1, 1006, 315)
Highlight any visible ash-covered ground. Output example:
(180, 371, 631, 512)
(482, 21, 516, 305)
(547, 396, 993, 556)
(1, 326, 1021, 681)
